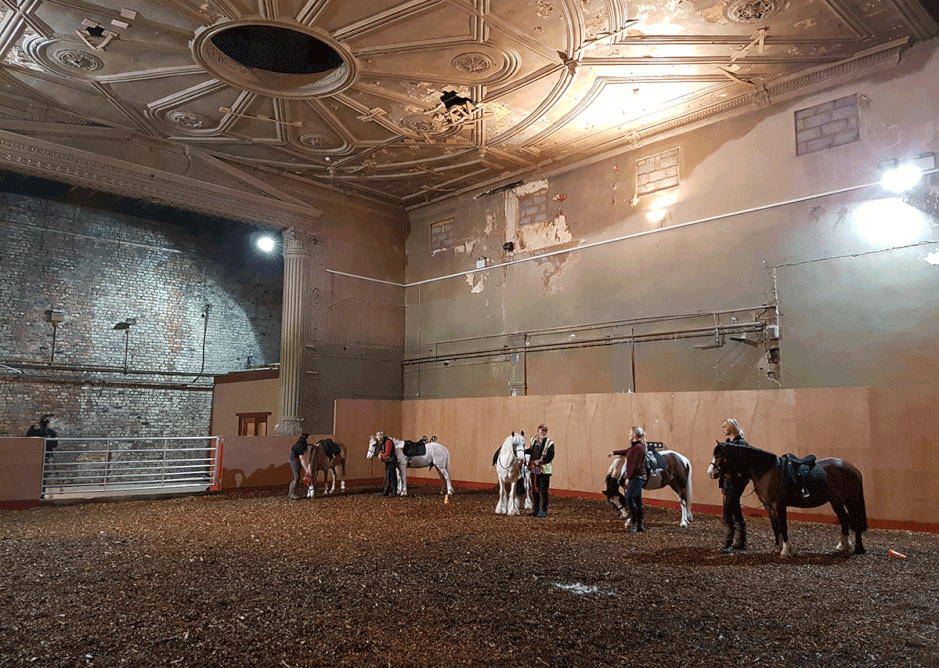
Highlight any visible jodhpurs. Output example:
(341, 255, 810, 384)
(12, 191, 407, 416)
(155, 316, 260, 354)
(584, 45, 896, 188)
(535, 473, 551, 511)
(383, 461, 398, 495)
(722, 477, 746, 528)
(625, 475, 645, 519)
(289, 458, 303, 484)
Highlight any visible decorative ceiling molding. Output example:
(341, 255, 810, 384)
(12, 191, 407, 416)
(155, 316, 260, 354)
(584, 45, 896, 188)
(0, 129, 322, 226)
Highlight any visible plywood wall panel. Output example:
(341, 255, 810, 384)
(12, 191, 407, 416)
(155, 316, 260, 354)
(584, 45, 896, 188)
(334, 399, 401, 479)
(344, 385, 939, 528)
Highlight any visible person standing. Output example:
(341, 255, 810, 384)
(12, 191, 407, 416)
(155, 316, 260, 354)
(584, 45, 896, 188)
(287, 433, 311, 500)
(719, 418, 751, 553)
(526, 424, 555, 517)
(26, 415, 58, 463)
(376, 431, 398, 497)
(608, 426, 648, 532)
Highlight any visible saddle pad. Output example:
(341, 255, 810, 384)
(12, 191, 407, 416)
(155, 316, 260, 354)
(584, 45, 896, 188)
(403, 440, 426, 458)
(319, 439, 341, 458)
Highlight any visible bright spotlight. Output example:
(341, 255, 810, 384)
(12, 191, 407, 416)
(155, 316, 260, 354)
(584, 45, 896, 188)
(256, 235, 276, 253)
(880, 164, 922, 193)
(854, 199, 925, 245)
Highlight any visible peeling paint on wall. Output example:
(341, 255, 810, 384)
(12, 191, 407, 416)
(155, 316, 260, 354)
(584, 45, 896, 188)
(535, 251, 579, 294)
(518, 212, 574, 252)
(454, 239, 476, 256)
(466, 272, 485, 293)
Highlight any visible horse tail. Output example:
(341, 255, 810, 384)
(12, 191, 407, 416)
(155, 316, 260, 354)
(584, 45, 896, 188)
(852, 472, 868, 533)
(679, 452, 693, 507)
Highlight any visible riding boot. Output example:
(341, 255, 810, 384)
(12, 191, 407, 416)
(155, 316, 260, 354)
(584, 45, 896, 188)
(732, 523, 747, 550)
(722, 524, 735, 553)
(629, 504, 639, 532)
(635, 504, 646, 532)
(287, 481, 299, 500)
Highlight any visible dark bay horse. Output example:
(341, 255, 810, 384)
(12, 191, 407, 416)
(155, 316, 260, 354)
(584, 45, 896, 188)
(707, 441, 867, 557)
(603, 447, 693, 527)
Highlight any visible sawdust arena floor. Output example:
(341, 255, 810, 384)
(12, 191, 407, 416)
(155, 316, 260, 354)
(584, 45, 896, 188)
(1, 484, 937, 668)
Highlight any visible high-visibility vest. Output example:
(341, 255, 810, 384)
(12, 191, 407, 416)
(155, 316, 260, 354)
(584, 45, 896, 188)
(530, 436, 555, 475)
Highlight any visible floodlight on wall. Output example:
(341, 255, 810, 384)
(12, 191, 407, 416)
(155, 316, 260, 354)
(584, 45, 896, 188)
(878, 152, 936, 193)
(256, 235, 277, 253)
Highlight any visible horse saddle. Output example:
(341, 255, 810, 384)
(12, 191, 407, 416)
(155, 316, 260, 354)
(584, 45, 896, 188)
(403, 437, 427, 458)
(781, 453, 821, 501)
(644, 449, 667, 473)
(318, 438, 341, 459)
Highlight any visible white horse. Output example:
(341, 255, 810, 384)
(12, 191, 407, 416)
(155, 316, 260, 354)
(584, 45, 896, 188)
(492, 431, 533, 515)
(367, 435, 454, 497)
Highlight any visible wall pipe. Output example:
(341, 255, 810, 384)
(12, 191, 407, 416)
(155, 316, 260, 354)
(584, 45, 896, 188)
(326, 169, 939, 290)
(1, 360, 222, 379)
(402, 321, 764, 366)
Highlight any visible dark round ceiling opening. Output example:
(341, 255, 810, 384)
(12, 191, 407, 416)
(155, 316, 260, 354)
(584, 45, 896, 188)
(211, 26, 344, 75)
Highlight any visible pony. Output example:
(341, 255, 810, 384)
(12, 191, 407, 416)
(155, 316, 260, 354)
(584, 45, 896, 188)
(300, 439, 347, 498)
(366, 435, 454, 497)
(603, 444, 693, 528)
(707, 441, 867, 557)
(491, 431, 533, 515)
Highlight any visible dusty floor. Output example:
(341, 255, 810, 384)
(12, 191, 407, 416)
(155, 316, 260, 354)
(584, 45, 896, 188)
(1, 484, 937, 668)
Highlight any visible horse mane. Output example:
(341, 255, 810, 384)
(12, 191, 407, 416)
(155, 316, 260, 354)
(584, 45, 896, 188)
(726, 442, 777, 477)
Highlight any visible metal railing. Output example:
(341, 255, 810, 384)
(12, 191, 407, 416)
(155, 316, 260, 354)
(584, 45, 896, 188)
(40, 436, 222, 499)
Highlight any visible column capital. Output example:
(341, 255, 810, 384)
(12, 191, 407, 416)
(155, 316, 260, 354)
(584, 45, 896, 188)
(282, 228, 318, 256)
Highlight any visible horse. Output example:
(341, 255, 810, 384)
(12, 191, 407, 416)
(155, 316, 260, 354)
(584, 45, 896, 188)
(603, 444, 693, 528)
(300, 439, 347, 498)
(491, 431, 533, 515)
(366, 435, 454, 497)
(707, 441, 867, 557)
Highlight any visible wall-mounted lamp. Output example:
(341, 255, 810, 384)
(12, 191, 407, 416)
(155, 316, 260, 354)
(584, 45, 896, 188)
(502, 241, 514, 253)
(113, 318, 136, 372)
(45, 310, 65, 364)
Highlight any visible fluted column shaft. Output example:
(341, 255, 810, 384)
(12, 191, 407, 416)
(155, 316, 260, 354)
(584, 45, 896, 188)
(275, 229, 316, 435)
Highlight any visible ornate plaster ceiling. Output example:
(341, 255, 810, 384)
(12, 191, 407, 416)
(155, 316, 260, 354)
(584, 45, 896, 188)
(0, 0, 936, 210)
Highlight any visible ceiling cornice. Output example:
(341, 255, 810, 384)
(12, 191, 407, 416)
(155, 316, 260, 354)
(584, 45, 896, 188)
(0, 128, 324, 227)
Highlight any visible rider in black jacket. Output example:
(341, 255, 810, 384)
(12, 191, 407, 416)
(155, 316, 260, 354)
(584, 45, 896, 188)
(719, 418, 751, 553)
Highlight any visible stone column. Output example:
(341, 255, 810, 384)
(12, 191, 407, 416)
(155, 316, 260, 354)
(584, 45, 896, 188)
(302, 243, 326, 433)
(275, 228, 317, 435)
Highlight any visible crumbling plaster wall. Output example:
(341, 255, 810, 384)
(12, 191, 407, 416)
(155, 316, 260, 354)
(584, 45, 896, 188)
(404, 38, 939, 399)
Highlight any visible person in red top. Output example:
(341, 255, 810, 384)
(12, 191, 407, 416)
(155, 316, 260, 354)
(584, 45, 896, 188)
(376, 431, 398, 497)
(608, 426, 648, 532)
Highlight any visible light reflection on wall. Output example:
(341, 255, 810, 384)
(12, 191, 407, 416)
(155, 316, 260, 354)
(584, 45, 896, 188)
(853, 198, 926, 246)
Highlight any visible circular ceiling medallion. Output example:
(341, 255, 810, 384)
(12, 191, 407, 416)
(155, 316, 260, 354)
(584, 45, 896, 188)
(724, 0, 783, 23)
(54, 50, 103, 72)
(191, 20, 356, 99)
(299, 133, 337, 148)
(167, 111, 212, 129)
(452, 52, 492, 74)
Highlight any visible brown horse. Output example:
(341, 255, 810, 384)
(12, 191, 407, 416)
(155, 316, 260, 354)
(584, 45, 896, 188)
(301, 439, 347, 498)
(707, 441, 867, 557)
(603, 446, 693, 527)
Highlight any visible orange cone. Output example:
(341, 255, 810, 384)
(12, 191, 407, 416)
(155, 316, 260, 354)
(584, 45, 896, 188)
(888, 549, 907, 558)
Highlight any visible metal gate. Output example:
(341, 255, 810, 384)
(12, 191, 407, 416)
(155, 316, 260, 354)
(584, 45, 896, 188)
(40, 436, 222, 499)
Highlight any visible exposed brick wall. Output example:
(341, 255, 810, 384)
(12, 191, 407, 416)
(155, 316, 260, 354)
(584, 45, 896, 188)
(0, 190, 282, 439)
(795, 94, 859, 156)
(637, 148, 679, 196)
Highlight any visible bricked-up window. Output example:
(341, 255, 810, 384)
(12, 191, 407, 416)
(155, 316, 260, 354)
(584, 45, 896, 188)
(518, 190, 548, 226)
(795, 94, 859, 156)
(238, 412, 270, 436)
(636, 148, 679, 196)
(430, 218, 454, 253)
